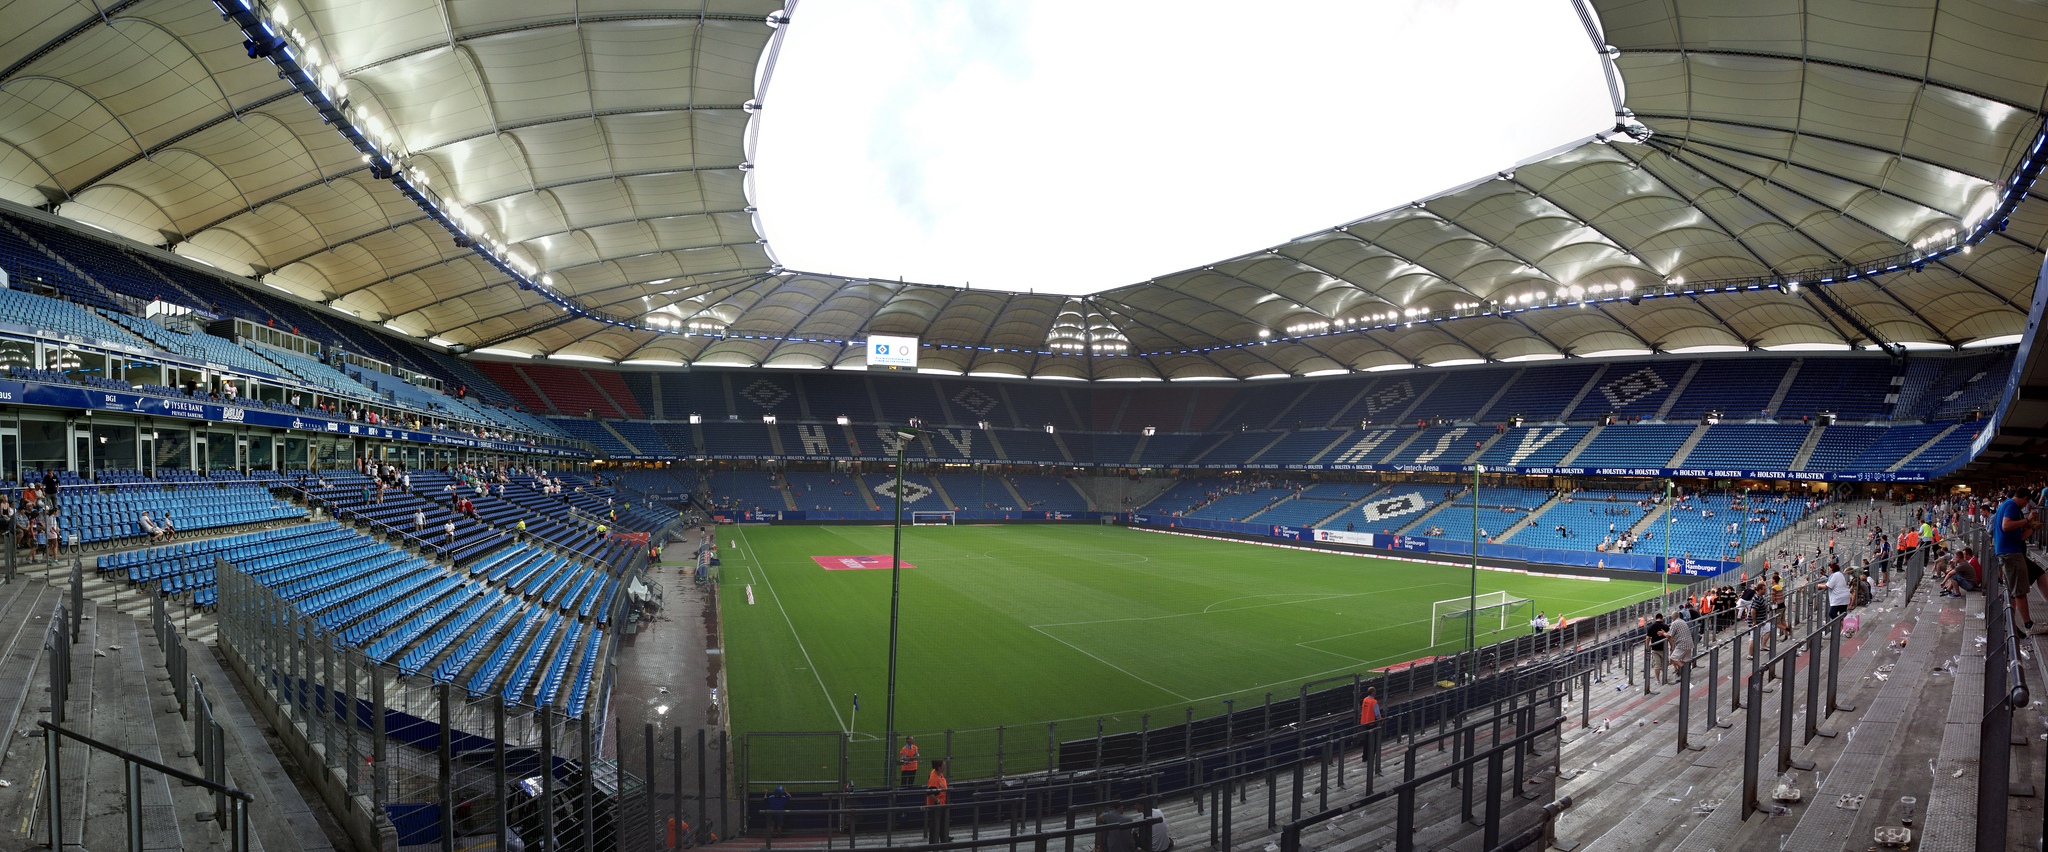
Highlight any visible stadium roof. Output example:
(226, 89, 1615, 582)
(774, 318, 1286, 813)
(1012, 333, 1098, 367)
(0, 0, 2045, 380)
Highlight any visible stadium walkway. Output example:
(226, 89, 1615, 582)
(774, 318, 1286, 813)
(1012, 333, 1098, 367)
(613, 524, 727, 832)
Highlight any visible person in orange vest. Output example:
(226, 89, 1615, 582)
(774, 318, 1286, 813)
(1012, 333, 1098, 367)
(925, 759, 951, 843)
(898, 735, 920, 789)
(1358, 686, 1384, 776)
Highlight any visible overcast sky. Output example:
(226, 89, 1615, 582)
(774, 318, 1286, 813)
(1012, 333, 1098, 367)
(747, 0, 1615, 296)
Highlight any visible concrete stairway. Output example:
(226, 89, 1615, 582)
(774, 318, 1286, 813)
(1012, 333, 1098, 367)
(0, 569, 338, 852)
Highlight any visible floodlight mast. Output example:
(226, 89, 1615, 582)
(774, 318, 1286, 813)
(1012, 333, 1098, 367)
(1467, 464, 1483, 687)
(883, 426, 918, 785)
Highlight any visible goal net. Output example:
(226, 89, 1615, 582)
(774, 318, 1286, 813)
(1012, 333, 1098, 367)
(1430, 591, 1535, 647)
(910, 511, 955, 525)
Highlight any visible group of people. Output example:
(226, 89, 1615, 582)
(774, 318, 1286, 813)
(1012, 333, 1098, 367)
(1644, 570, 1802, 684)
(2, 469, 65, 562)
(1166, 477, 1293, 518)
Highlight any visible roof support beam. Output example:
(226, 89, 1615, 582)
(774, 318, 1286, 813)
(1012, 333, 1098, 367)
(471, 311, 582, 350)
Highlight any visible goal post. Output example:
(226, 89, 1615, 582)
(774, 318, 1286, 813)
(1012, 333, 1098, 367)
(910, 511, 956, 525)
(1430, 591, 1536, 647)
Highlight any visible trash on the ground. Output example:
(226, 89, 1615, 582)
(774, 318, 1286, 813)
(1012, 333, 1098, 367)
(1772, 784, 1803, 803)
(1836, 794, 1864, 810)
(1873, 827, 1912, 848)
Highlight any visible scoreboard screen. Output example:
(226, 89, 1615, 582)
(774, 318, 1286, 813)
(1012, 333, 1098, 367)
(867, 335, 918, 371)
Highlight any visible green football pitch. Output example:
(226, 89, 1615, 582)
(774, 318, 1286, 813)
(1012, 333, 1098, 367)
(719, 523, 1662, 781)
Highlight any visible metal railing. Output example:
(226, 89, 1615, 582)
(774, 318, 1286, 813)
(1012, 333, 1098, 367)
(741, 580, 1717, 802)
(1277, 699, 1567, 852)
(214, 551, 655, 851)
(749, 645, 1598, 848)
(39, 593, 255, 852)
(41, 721, 254, 852)
(1956, 517, 2031, 852)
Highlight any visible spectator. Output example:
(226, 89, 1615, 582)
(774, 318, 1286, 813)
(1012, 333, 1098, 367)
(1140, 798, 1172, 852)
(1644, 613, 1670, 685)
(1094, 802, 1133, 852)
(1819, 563, 1852, 621)
(140, 510, 165, 542)
(764, 786, 789, 836)
(925, 759, 951, 843)
(1668, 609, 1696, 680)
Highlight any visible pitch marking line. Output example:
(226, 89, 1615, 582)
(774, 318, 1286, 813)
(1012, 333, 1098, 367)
(1025, 624, 1194, 703)
(736, 526, 850, 733)
(1031, 586, 1445, 630)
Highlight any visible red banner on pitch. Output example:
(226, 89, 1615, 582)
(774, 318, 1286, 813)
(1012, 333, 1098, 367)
(812, 555, 916, 571)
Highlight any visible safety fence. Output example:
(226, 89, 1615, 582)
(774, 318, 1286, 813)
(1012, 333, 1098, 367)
(212, 553, 679, 851)
(757, 674, 1573, 852)
(736, 574, 1762, 843)
(740, 571, 1755, 805)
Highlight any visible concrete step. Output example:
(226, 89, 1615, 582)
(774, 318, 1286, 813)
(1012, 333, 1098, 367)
(85, 613, 185, 852)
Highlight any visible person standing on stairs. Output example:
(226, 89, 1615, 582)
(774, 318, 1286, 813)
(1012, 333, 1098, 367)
(1993, 486, 2044, 633)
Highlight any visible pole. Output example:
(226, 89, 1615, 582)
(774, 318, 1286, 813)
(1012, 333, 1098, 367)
(1735, 486, 1749, 565)
(1662, 479, 1674, 599)
(884, 428, 915, 783)
(1468, 464, 1482, 685)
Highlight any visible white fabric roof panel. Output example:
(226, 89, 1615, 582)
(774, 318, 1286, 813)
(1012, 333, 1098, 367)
(0, 0, 2042, 376)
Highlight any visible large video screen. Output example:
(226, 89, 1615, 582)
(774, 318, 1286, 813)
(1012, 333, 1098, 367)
(867, 335, 918, 371)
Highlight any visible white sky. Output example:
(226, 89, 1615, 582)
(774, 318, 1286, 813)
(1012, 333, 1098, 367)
(748, 0, 1615, 296)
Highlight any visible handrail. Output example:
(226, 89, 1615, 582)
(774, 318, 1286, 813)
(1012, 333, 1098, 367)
(40, 721, 251, 800)
(866, 814, 1165, 852)
(41, 718, 254, 852)
(1279, 714, 1565, 852)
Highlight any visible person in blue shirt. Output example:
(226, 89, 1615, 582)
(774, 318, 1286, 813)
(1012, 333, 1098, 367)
(1993, 487, 2041, 632)
(764, 785, 790, 836)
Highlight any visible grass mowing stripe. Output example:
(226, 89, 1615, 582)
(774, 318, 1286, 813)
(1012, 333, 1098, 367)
(735, 525, 848, 732)
(1025, 624, 1193, 702)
